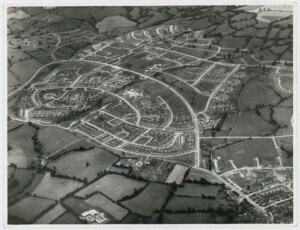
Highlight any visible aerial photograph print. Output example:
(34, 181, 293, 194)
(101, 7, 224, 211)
(6, 4, 294, 225)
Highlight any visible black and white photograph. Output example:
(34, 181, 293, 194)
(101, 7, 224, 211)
(3, 1, 297, 227)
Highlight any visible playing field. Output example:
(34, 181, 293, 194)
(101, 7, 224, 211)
(38, 126, 80, 154)
(85, 193, 128, 220)
(214, 138, 278, 168)
(121, 182, 172, 216)
(32, 173, 84, 200)
(165, 164, 189, 184)
(8, 196, 56, 223)
(48, 148, 118, 181)
(75, 174, 147, 201)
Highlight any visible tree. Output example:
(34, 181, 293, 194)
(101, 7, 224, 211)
(86, 162, 90, 167)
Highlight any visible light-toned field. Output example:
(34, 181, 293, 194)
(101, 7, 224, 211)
(75, 174, 147, 201)
(48, 148, 118, 181)
(34, 204, 66, 224)
(257, 11, 293, 22)
(166, 196, 227, 211)
(8, 124, 37, 167)
(32, 173, 83, 200)
(8, 196, 56, 223)
(85, 193, 128, 220)
(38, 126, 79, 154)
(121, 183, 171, 216)
(165, 164, 189, 184)
(175, 183, 221, 197)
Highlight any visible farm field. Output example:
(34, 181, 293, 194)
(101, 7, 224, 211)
(38, 126, 80, 154)
(121, 182, 172, 216)
(32, 173, 84, 200)
(8, 196, 56, 223)
(75, 174, 147, 201)
(239, 79, 281, 109)
(47, 148, 118, 181)
(8, 124, 37, 167)
(34, 204, 66, 224)
(230, 111, 276, 136)
(163, 212, 230, 223)
(8, 168, 35, 198)
(51, 212, 83, 224)
(175, 183, 222, 197)
(166, 196, 229, 211)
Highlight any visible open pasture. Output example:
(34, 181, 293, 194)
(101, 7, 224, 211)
(175, 183, 221, 197)
(163, 212, 230, 223)
(32, 173, 84, 200)
(121, 182, 171, 216)
(230, 110, 276, 136)
(166, 196, 228, 212)
(8, 196, 56, 223)
(38, 126, 80, 154)
(48, 148, 118, 181)
(35, 204, 66, 224)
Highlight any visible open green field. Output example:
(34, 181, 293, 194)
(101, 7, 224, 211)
(32, 173, 83, 200)
(8, 124, 37, 168)
(48, 148, 118, 181)
(8, 58, 43, 91)
(215, 138, 278, 168)
(166, 196, 228, 211)
(8, 196, 56, 223)
(163, 212, 230, 223)
(75, 174, 147, 201)
(240, 79, 281, 109)
(35, 204, 66, 224)
(230, 110, 276, 136)
(85, 193, 128, 220)
(121, 182, 171, 216)
(38, 126, 80, 154)
(175, 183, 221, 197)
